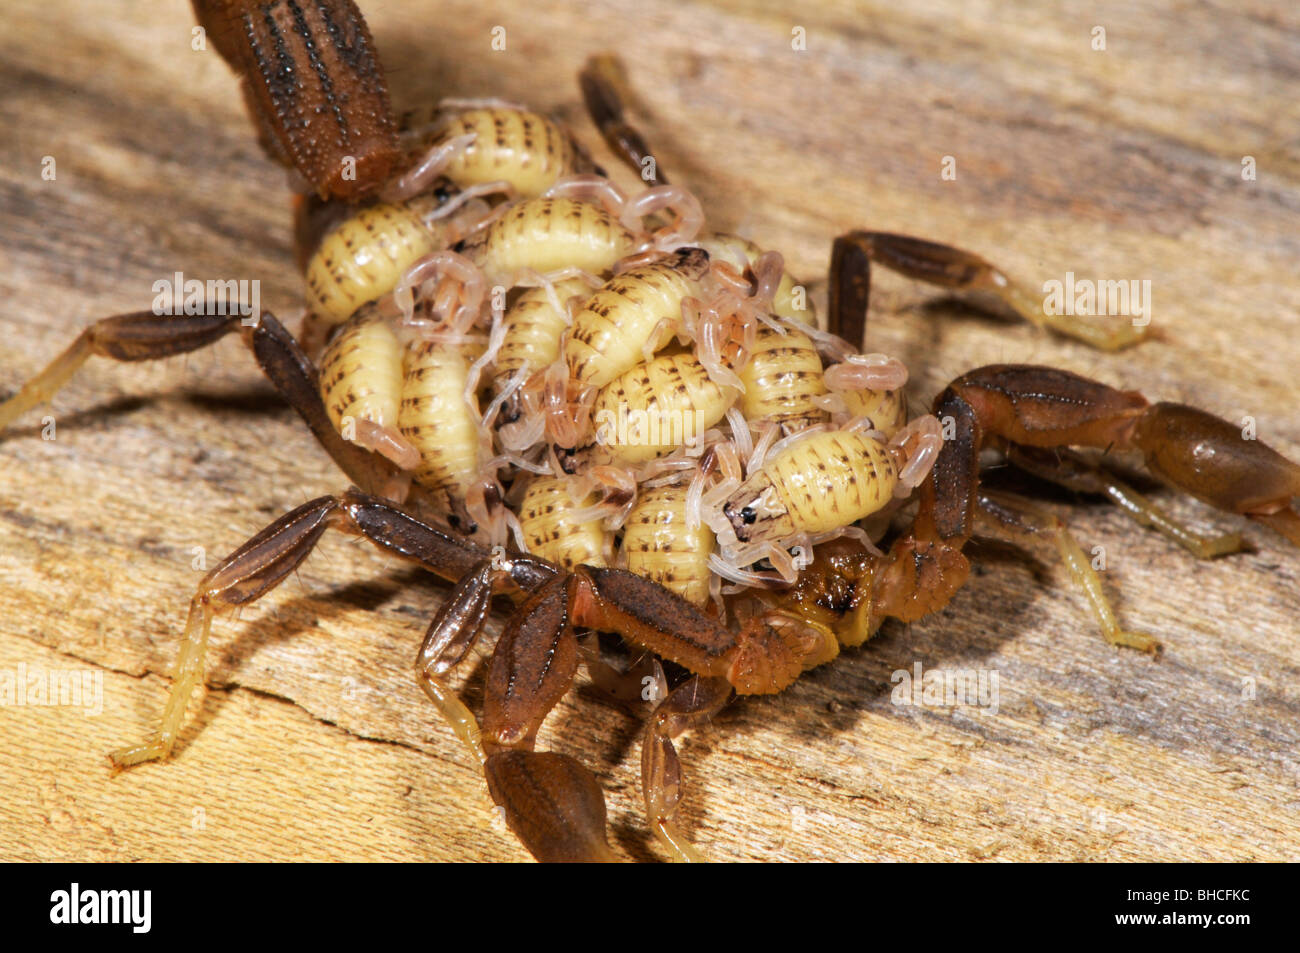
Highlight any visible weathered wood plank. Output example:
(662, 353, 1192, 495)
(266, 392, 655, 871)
(1, 0, 1297, 862)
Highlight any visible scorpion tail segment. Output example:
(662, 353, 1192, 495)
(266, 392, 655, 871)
(835, 232, 1150, 350)
(579, 54, 667, 186)
(0, 310, 244, 433)
(1127, 402, 1300, 546)
(194, 0, 400, 201)
(485, 751, 616, 863)
(642, 676, 732, 863)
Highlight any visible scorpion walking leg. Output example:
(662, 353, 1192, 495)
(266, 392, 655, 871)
(0, 310, 243, 431)
(415, 557, 505, 766)
(1005, 445, 1248, 559)
(975, 489, 1159, 653)
(579, 54, 668, 186)
(110, 489, 528, 768)
(642, 675, 732, 862)
(830, 231, 1151, 350)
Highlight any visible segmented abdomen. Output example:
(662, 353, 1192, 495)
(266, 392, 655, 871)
(620, 485, 715, 606)
(518, 477, 609, 570)
(565, 248, 709, 389)
(305, 195, 443, 324)
(464, 197, 635, 284)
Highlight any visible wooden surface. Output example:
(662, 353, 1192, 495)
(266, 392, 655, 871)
(2, 0, 1298, 862)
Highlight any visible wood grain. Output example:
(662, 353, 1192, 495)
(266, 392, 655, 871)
(1, 0, 1297, 862)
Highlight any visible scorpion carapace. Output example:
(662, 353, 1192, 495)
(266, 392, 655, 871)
(1, 0, 1297, 862)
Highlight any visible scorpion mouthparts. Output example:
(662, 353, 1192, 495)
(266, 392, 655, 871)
(723, 502, 756, 541)
(554, 445, 581, 475)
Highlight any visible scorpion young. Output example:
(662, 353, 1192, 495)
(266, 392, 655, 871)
(2, 0, 1298, 862)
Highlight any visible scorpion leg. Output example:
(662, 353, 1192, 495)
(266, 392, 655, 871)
(579, 54, 668, 186)
(974, 489, 1159, 653)
(0, 309, 409, 501)
(109, 489, 544, 768)
(830, 231, 1151, 350)
(0, 310, 242, 431)
(642, 675, 733, 862)
(1005, 445, 1248, 559)
(874, 364, 1300, 634)
(415, 555, 507, 766)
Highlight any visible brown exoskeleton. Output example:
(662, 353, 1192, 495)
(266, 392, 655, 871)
(2, 1, 1298, 862)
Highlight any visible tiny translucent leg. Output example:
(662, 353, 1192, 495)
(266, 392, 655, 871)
(109, 489, 532, 769)
(579, 54, 668, 186)
(830, 231, 1152, 351)
(1006, 445, 1247, 559)
(975, 490, 1159, 654)
(380, 130, 477, 203)
(641, 675, 732, 862)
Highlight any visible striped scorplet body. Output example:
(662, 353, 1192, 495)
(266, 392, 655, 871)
(305, 195, 445, 324)
(195, 0, 401, 200)
(404, 107, 590, 197)
(517, 477, 609, 570)
(738, 323, 828, 433)
(496, 277, 594, 383)
(723, 430, 898, 542)
(463, 197, 636, 285)
(620, 485, 716, 606)
(577, 352, 738, 468)
(317, 305, 404, 435)
(564, 248, 710, 389)
(397, 339, 483, 508)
